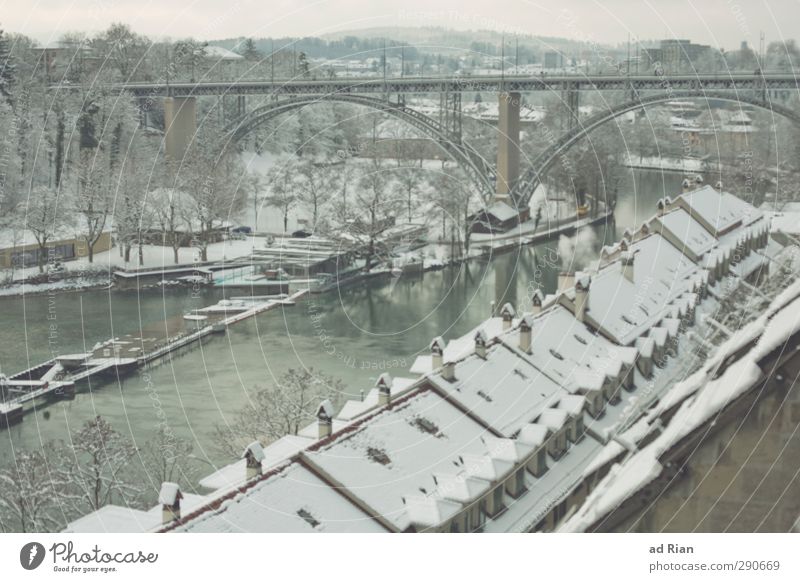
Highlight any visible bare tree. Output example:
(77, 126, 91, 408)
(25, 184, 71, 273)
(264, 164, 297, 233)
(0, 445, 70, 533)
(139, 426, 198, 501)
(212, 368, 345, 457)
(64, 416, 143, 513)
(337, 157, 401, 272)
(180, 129, 247, 261)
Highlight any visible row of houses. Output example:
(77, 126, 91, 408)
(64, 180, 791, 533)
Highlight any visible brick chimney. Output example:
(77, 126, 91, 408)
(531, 289, 544, 315)
(316, 399, 335, 438)
(376, 373, 393, 406)
(574, 272, 591, 323)
(500, 303, 516, 330)
(430, 336, 445, 370)
(474, 328, 488, 359)
(159, 482, 182, 525)
(243, 441, 265, 479)
(621, 251, 635, 283)
(519, 314, 534, 353)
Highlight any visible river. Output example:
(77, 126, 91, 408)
(0, 169, 683, 477)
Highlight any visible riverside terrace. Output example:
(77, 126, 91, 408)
(63, 182, 797, 533)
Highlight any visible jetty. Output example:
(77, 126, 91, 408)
(0, 289, 308, 428)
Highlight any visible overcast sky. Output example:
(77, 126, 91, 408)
(2, 0, 797, 50)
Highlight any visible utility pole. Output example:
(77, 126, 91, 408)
(501, 34, 505, 87)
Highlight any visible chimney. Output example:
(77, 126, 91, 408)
(714, 180, 723, 192)
(531, 289, 544, 314)
(316, 400, 335, 438)
(500, 302, 516, 330)
(474, 328, 488, 359)
(442, 361, 456, 382)
(159, 482, 182, 525)
(430, 336, 445, 369)
(621, 251, 635, 283)
(694, 174, 704, 186)
(376, 373, 393, 406)
(243, 441, 265, 479)
(574, 272, 591, 323)
(622, 228, 632, 243)
(657, 198, 667, 216)
(519, 314, 534, 353)
(681, 178, 691, 193)
(557, 271, 575, 293)
(639, 222, 650, 237)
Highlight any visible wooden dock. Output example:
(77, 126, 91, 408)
(0, 289, 308, 428)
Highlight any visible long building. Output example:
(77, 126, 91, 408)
(64, 180, 797, 533)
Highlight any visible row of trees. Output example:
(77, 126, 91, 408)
(0, 417, 198, 533)
(1, 23, 253, 273)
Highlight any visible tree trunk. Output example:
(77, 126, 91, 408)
(173, 246, 179, 264)
(124, 245, 131, 263)
(138, 242, 144, 266)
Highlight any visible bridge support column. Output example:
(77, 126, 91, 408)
(164, 97, 197, 161)
(496, 92, 520, 204)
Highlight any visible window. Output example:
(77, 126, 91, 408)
(449, 519, 460, 533)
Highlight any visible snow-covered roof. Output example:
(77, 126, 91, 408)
(428, 342, 568, 437)
(65, 493, 208, 533)
(655, 207, 718, 258)
(199, 434, 313, 491)
(679, 185, 762, 235)
(205, 45, 245, 60)
(562, 282, 800, 532)
(303, 388, 500, 531)
(574, 234, 700, 346)
(499, 305, 627, 394)
(175, 463, 387, 533)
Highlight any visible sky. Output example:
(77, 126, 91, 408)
(1, 0, 798, 51)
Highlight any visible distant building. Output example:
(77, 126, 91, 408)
(544, 51, 564, 69)
(643, 39, 711, 73)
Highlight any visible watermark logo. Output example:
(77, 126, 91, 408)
(20, 542, 46, 570)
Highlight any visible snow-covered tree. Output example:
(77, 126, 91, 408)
(24, 184, 71, 272)
(0, 445, 70, 533)
(139, 426, 198, 502)
(295, 157, 340, 230)
(212, 368, 345, 457)
(179, 128, 247, 261)
(64, 416, 142, 513)
(264, 163, 297, 233)
(336, 157, 401, 271)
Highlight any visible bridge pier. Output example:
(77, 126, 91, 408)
(164, 96, 197, 161)
(496, 92, 521, 204)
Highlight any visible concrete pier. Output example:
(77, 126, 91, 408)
(495, 92, 521, 203)
(164, 96, 197, 161)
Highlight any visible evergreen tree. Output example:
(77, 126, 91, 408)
(0, 27, 15, 100)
